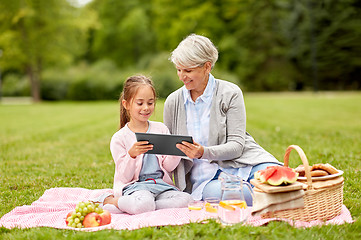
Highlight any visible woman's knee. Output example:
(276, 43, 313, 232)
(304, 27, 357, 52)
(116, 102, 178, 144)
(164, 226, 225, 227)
(202, 180, 222, 200)
(203, 180, 254, 206)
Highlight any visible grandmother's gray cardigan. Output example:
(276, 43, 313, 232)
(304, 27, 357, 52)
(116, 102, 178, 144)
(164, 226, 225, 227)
(163, 78, 280, 192)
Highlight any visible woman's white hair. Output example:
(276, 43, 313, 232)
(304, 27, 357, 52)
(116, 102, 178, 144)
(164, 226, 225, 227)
(170, 34, 218, 69)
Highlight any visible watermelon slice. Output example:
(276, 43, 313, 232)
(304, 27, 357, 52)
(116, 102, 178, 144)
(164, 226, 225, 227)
(254, 169, 264, 180)
(259, 167, 277, 183)
(255, 166, 298, 186)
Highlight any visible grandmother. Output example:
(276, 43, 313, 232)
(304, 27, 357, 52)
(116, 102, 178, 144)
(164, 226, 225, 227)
(163, 34, 281, 204)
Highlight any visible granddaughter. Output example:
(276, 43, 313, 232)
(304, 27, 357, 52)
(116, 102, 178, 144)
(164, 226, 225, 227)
(93, 75, 192, 214)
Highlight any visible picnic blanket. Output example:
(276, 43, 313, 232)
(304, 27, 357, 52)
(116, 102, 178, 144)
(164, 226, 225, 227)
(0, 187, 353, 231)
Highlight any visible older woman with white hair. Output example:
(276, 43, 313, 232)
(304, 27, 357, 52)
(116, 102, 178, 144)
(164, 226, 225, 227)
(163, 34, 281, 204)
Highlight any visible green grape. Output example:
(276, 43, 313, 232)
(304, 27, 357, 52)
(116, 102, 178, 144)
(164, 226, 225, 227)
(74, 218, 80, 223)
(82, 207, 88, 214)
(76, 211, 82, 217)
(80, 215, 84, 221)
(79, 202, 85, 209)
(71, 211, 77, 218)
(76, 223, 82, 228)
(75, 206, 79, 212)
(68, 218, 74, 225)
(88, 204, 94, 212)
(71, 222, 77, 228)
(94, 207, 100, 213)
(95, 203, 100, 207)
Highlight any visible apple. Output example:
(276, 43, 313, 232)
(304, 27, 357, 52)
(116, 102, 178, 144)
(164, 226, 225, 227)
(83, 212, 102, 228)
(65, 211, 73, 225)
(99, 210, 111, 225)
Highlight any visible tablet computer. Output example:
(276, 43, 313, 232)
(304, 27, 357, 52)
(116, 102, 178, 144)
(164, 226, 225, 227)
(135, 132, 193, 156)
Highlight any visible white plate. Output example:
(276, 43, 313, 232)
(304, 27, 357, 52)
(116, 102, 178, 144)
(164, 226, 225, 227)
(298, 170, 344, 181)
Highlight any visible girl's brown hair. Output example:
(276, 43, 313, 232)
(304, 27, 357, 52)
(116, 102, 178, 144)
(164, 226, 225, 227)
(119, 75, 156, 129)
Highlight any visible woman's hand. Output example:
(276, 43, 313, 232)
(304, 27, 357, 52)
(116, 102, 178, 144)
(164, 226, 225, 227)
(176, 141, 204, 159)
(128, 141, 153, 158)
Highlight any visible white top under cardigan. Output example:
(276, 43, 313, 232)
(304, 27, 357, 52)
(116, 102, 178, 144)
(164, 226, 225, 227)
(183, 74, 218, 199)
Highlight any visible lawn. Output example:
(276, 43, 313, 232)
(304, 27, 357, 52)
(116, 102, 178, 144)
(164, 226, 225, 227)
(1, 92, 361, 239)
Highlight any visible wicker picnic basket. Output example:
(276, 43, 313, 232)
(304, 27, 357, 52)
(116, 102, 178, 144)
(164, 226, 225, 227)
(261, 145, 344, 221)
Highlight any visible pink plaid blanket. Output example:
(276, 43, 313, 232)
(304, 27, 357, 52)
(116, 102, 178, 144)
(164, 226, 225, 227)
(0, 188, 353, 231)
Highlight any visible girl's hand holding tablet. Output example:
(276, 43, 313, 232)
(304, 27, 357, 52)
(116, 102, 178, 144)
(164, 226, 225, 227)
(128, 141, 153, 158)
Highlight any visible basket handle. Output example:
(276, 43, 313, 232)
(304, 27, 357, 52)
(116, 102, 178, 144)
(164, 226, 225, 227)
(283, 145, 313, 189)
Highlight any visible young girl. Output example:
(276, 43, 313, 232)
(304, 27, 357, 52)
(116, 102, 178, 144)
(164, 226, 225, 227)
(93, 75, 192, 214)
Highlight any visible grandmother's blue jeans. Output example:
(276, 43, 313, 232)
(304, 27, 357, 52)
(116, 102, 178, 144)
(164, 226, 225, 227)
(202, 163, 278, 206)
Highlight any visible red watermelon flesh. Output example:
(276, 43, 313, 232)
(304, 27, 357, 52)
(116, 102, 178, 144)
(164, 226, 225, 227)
(259, 167, 277, 183)
(256, 166, 298, 186)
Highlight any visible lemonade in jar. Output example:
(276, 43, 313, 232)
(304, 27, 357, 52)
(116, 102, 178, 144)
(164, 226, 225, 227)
(218, 200, 249, 225)
(218, 172, 254, 225)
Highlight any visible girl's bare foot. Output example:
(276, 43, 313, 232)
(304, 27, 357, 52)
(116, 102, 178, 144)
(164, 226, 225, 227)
(104, 195, 118, 206)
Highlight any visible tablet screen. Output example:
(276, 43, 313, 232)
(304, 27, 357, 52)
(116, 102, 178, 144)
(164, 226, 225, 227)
(135, 132, 193, 156)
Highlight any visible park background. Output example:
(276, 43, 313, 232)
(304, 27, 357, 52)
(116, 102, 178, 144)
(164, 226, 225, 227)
(0, 0, 360, 102)
(1, 0, 361, 239)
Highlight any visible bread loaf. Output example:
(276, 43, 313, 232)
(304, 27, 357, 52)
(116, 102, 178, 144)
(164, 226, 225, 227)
(311, 163, 339, 175)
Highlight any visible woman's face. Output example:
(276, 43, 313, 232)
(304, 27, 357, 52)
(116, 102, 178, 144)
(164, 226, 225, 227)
(176, 62, 212, 95)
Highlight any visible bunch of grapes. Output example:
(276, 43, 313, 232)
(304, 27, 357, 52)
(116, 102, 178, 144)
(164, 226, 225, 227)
(66, 201, 103, 228)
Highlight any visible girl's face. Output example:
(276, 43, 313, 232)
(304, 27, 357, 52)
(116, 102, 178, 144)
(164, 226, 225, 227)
(176, 62, 212, 97)
(123, 85, 155, 125)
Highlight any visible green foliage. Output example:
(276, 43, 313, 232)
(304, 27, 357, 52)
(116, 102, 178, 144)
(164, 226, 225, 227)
(41, 60, 125, 101)
(1, 93, 361, 238)
(152, 0, 225, 50)
(1, 0, 361, 101)
(88, 0, 155, 67)
(1, 74, 30, 97)
(39, 57, 186, 101)
(139, 52, 183, 99)
(87, 0, 361, 91)
(0, 0, 96, 100)
(284, 0, 361, 90)
(66, 60, 124, 101)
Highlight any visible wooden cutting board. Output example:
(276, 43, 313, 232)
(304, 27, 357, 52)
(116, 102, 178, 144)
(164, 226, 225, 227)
(250, 179, 306, 193)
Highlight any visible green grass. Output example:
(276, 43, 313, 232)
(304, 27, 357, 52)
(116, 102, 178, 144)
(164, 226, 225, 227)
(1, 92, 361, 239)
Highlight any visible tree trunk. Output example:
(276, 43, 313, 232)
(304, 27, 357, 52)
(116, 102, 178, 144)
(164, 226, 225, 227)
(26, 63, 41, 102)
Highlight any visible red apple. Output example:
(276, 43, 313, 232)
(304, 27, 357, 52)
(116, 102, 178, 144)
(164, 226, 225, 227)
(65, 211, 73, 225)
(83, 212, 102, 228)
(99, 210, 111, 225)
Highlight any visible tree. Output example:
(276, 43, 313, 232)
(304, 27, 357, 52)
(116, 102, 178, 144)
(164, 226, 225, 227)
(87, 0, 155, 68)
(0, 0, 94, 101)
(285, 0, 361, 90)
(152, 0, 225, 51)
